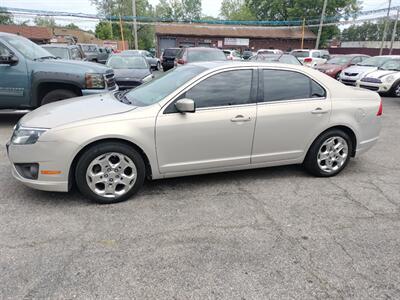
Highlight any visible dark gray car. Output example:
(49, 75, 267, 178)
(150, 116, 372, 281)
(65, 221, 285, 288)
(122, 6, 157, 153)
(122, 50, 161, 70)
(42, 44, 85, 61)
(106, 53, 153, 90)
(79, 44, 109, 64)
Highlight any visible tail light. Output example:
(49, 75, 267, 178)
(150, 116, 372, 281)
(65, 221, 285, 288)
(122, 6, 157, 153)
(304, 58, 313, 63)
(177, 58, 186, 65)
(377, 99, 383, 116)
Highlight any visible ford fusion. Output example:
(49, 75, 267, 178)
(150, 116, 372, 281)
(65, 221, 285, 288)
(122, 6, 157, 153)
(7, 62, 382, 204)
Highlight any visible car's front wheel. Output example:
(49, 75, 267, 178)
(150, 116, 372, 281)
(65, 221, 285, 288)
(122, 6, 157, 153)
(156, 62, 161, 71)
(303, 130, 352, 177)
(390, 82, 400, 97)
(75, 142, 146, 204)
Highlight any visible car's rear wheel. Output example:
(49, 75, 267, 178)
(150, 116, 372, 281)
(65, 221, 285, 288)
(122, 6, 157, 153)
(41, 89, 78, 105)
(156, 62, 161, 70)
(303, 130, 352, 177)
(75, 142, 145, 204)
(335, 72, 341, 80)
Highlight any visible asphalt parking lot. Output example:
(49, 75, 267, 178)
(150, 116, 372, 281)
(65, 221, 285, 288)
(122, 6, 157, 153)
(0, 95, 399, 299)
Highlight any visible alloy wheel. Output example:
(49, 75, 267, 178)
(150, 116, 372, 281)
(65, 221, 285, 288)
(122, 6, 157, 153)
(86, 152, 137, 199)
(395, 84, 400, 97)
(317, 136, 348, 173)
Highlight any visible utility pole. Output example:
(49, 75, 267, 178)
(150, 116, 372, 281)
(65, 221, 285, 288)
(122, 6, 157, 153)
(380, 0, 392, 55)
(315, 0, 328, 49)
(301, 18, 305, 49)
(132, 0, 138, 50)
(389, 8, 399, 55)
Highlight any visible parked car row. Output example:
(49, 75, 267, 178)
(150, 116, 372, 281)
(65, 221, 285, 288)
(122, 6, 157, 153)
(313, 53, 400, 96)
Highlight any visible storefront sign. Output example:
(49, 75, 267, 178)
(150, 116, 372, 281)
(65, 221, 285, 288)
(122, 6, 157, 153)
(224, 38, 249, 46)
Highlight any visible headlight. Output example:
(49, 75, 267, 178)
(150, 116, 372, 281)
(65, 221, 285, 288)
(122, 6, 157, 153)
(384, 75, 395, 83)
(11, 125, 47, 145)
(142, 74, 153, 83)
(85, 73, 105, 89)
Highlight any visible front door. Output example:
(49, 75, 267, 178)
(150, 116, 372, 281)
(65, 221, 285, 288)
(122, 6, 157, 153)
(252, 68, 331, 163)
(0, 42, 29, 109)
(156, 68, 257, 174)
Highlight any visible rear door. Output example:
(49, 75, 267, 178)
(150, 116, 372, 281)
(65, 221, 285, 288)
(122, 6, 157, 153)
(252, 68, 331, 164)
(156, 68, 257, 174)
(0, 42, 29, 109)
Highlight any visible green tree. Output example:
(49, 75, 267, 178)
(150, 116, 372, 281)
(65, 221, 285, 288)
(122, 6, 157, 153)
(34, 16, 57, 28)
(155, 0, 201, 21)
(245, 0, 359, 47)
(65, 23, 80, 30)
(220, 0, 256, 20)
(95, 21, 113, 40)
(91, 0, 156, 49)
(341, 20, 392, 42)
(0, 7, 13, 25)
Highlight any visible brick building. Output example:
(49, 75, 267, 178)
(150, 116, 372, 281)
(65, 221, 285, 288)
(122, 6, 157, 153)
(0, 24, 52, 44)
(155, 23, 317, 56)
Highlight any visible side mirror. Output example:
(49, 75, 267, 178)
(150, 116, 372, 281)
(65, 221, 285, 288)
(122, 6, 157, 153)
(175, 98, 196, 113)
(0, 54, 18, 65)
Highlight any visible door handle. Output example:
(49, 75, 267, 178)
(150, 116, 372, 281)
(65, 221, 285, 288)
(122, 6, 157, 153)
(311, 108, 329, 115)
(231, 115, 251, 122)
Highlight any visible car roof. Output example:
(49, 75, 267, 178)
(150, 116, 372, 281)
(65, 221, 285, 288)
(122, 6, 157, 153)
(110, 52, 144, 57)
(185, 47, 222, 51)
(42, 44, 75, 48)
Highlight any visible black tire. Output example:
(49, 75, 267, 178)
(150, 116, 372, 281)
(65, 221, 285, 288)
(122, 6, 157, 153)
(335, 72, 341, 80)
(156, 62, 161, 71)
(389, 81, 400, 97)
(41, 89, 77, 105)
(303, 129, 352, 177)
(75, 142, 146, 204)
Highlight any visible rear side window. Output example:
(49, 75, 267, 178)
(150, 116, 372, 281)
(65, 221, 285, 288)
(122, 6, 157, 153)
(185, 70, 253, 108)
(262, 70, 326, 102)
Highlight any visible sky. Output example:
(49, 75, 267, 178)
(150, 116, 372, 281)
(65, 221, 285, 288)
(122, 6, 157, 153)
(0, 0, 399, 30)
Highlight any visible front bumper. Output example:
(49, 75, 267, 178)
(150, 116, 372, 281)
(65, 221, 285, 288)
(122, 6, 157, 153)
(356, 81, 392, 93)
(7, 140, 79, 192)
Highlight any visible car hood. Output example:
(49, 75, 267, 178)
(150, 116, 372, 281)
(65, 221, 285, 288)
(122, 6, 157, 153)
(363, 70, 399, 79)
(317, 64, 342, 71)
(343, 65, 377, 74)
(32, 58, 111, 73)
(20, 93, 135, 129)
(113, 68, 151, 80)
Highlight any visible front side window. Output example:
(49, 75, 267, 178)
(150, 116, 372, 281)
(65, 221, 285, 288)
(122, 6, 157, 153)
(185, 70, 253, 108)
(262, 70, 326, 102)
(71, 48, 82, 60)
(0, 43, 11, 56)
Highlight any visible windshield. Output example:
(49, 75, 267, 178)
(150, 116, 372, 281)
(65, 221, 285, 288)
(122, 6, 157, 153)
(2, 35, 54, 60)
(358, 56, 391, 67)
(380, 59, 400, 71)
(327, 56, 352, 65)
(106, 56, 148, 69)
(43, 47, 69, 59)
(124, 65, 206, 106)
(188, 49, 227, 62)
(82, 45, 97, 52)
(291, 51, 310, 58)
(163, 49, 179, 57)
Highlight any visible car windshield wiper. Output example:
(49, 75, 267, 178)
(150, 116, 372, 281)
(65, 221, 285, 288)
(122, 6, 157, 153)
(34, 56, 57, 61)
(115, 90, 132, 105)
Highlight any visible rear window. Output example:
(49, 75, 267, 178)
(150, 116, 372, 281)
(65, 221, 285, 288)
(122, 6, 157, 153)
(163, 49, 180, 57)
(82, 45, 97, 52)
(291, 51, 310, 58)
(188, 49, 227, 62)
